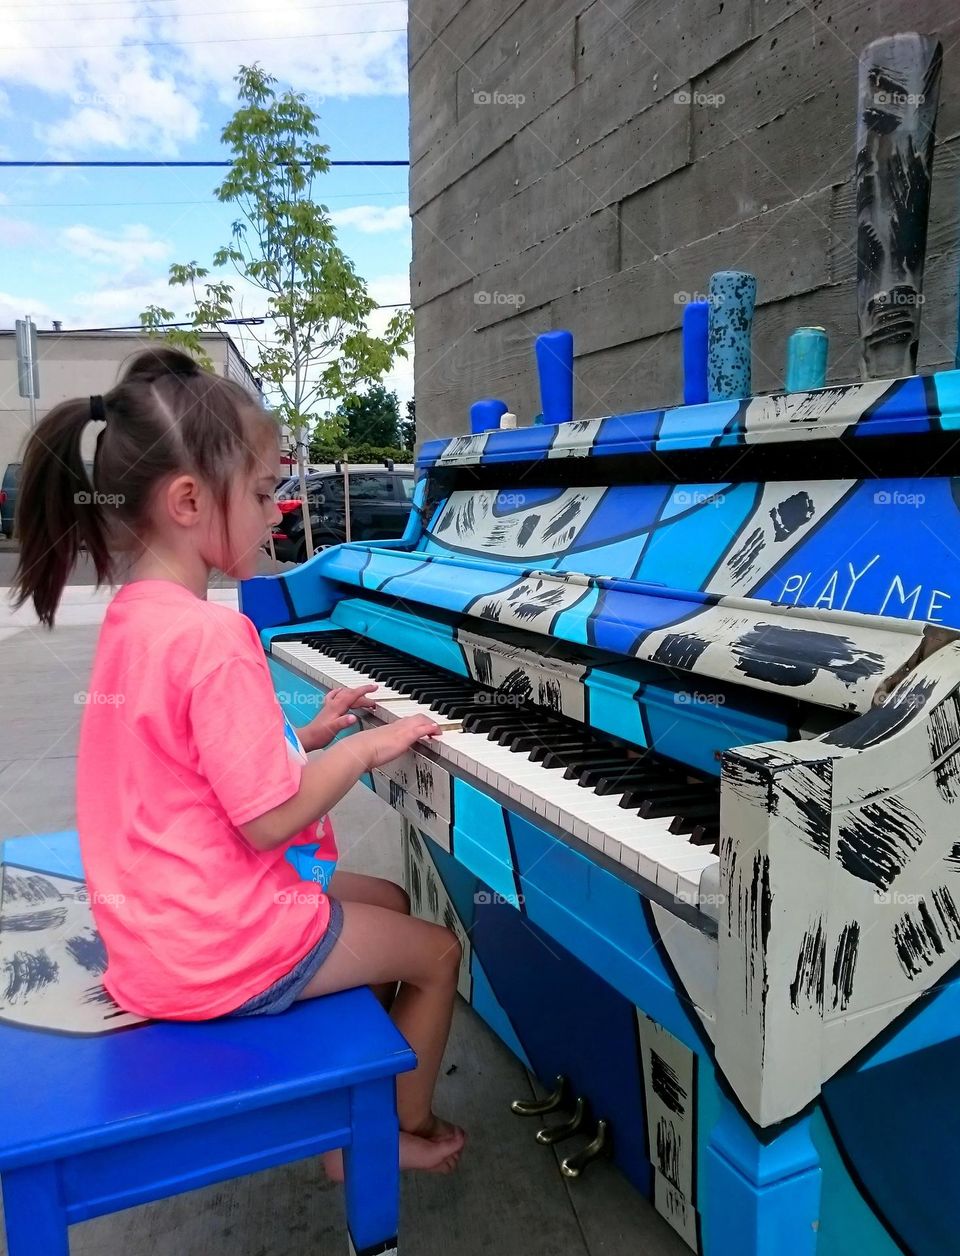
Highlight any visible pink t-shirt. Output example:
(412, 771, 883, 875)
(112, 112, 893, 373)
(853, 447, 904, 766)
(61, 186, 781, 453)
(76, 579, 338, 1020)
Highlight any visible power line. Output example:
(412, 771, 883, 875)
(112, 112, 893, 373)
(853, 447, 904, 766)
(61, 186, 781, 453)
(7, 25, 404, 50)
(1, 306, 412, 333)
(1, 191, 406, 207)
(0, 159, 407, 167)
(9, 0, 401, 20)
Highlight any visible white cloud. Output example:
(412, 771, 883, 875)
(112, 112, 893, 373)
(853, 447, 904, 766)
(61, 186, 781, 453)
(0, 0, 407, 157)
(332, 204, 410, 234)
(0, 217, 43, 248)
(0, 292, 60, 329)
(61, 224, 172, 276)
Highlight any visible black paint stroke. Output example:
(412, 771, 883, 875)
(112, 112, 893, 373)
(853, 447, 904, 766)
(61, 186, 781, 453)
(769, 491, 815, 542)
(831, 921, 860, 1012)
(500, 668, 533, 700)
(824, 676, 936, 749)
(3, 948, 59, 1001)
(516, 514, 541, 548)
(836, 797, 923, 890)
(894, 898, 946, 979)
(781, 760, 831, 856)
(650, 1049, 687, 1116)
(655, 1117, 683, 1190)
(65, 933, 108, 975)
(3, 871, 61, 905)
(932, 885, 960, 944)
(542, 496, 585, 541)
(651, 632, 710, 672)
(928, 691, 960, 762)
(790, 917, 825, 1013)
(2, 907, 68, 932)
(388, 780, 407, 810)
(471, 649, 493, 688)
(728, 527, 764, 582)
(414, 761, 436, 798)
(733, 624, 886, 690)
(537, 675, 564, 713)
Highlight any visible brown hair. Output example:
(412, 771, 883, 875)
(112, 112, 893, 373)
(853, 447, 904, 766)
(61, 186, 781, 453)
(13, 345, 276, 627)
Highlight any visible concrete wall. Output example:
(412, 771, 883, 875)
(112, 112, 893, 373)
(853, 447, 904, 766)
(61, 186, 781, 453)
(0, 331, 262, 473)
(409, 0, 960, 443)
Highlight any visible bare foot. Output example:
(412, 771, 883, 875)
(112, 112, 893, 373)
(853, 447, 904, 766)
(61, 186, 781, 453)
(407, 1113, 466, 1145)
(322, 1130, 463, 1182)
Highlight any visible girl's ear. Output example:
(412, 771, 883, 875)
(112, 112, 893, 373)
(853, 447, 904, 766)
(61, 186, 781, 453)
(163, 473, 204, 529)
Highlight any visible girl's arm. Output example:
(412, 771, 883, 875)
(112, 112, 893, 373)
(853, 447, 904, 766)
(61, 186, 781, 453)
(240, 715, 441, 852)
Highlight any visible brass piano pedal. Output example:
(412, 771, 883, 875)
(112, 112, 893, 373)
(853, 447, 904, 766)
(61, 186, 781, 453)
(511, 1074, 569, 1117)
(560, 1118, 611, 1179)
(536, 1096, 588, 1145)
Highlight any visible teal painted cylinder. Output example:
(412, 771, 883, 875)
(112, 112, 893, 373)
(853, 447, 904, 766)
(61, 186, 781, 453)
(707, 270, 757, 401)
(785, 327, 829, 391)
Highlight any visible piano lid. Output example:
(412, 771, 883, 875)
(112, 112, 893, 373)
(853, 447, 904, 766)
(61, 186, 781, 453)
(417, 369, 960, 477)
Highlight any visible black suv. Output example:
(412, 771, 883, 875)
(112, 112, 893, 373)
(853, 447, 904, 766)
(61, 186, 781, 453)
(272, 469, 416, 563)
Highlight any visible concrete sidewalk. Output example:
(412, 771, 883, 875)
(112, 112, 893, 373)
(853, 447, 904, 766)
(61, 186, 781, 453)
(0, 584, 684, 1256)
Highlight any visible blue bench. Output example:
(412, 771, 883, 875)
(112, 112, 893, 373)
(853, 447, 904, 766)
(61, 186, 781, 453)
(0, 832, 416, 1256)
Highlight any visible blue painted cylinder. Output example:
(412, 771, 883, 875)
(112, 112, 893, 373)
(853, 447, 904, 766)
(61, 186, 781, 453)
(535, 330, 574, 424)
(785, 327, 829, 391)
(707, 270, 757, 402)
(682, 300, 710, 404)
(470, 398, 508, 434)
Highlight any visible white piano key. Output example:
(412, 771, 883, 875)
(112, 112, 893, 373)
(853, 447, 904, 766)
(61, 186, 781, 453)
(275, 635, 720, 917)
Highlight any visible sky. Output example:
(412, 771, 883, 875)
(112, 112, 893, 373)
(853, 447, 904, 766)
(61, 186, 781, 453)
(0, 0, 414, 412)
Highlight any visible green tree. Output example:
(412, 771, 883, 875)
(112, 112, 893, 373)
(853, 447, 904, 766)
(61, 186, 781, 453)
(337, 383, 400, 447)
(139, 63, 412, 557)
(398, 398, 416, 452)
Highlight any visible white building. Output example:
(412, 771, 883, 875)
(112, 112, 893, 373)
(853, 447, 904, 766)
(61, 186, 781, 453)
(0, 329, 266, 473)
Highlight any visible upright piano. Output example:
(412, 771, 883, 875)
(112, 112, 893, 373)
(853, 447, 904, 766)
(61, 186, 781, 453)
(241, 370, 960, 1256)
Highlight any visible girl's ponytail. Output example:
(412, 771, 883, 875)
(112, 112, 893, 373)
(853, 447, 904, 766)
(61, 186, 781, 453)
(13, 396, 112, 628)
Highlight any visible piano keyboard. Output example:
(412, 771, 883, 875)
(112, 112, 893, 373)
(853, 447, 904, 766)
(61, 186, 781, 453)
(273, 629, 722, 914)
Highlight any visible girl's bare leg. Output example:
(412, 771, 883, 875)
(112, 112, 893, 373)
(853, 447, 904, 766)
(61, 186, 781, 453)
(327, 870, 410, 1009)
(297, 901, 463, 1169)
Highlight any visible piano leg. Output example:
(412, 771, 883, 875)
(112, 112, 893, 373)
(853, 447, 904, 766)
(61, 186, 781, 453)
(704, 1103, 820, 1256)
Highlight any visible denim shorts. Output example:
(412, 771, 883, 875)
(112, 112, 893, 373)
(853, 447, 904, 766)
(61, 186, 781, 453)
(227, 897, 344, 1016)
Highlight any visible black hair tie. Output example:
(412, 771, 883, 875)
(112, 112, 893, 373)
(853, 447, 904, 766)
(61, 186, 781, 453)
(89, 394, 106, 423)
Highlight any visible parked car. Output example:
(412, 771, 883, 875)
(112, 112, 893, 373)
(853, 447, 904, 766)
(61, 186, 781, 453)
(272, 468, 416, 563)
(1, 463, 19, 537)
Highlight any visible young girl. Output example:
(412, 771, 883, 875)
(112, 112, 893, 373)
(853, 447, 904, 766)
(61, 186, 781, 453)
(13, 346, 465, 1174)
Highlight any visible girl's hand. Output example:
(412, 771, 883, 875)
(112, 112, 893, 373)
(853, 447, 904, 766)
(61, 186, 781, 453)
(302, 684, 379, 751)
(362, 716, 442, 769)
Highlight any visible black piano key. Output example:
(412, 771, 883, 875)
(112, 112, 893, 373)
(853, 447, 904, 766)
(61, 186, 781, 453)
(637, 792, 715, 820)
(463, 710, 535, 735)
(533, 738, 602, 765)
(668, 801, 721, 834)
(616, 780, 709, 809)
(593, 770, 688, 798)
(690, 823, 720, 848)
(576, 757, 668, 789)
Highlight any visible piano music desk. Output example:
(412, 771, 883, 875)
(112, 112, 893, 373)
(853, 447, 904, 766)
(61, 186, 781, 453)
(0, 830, 415, 1256)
